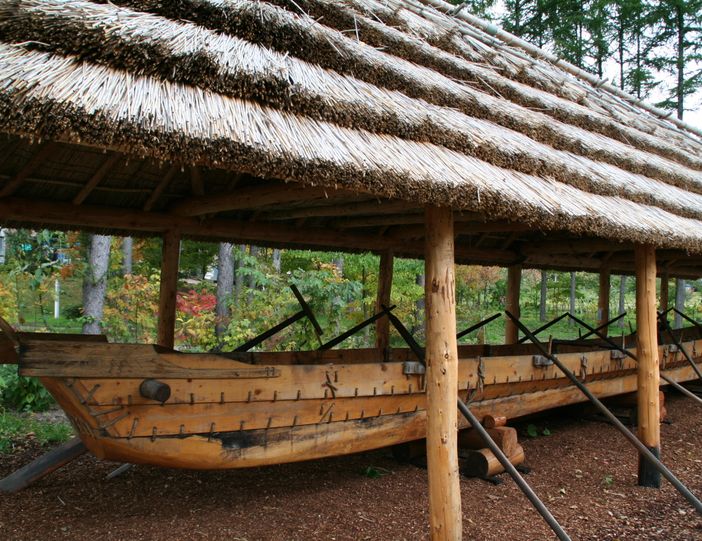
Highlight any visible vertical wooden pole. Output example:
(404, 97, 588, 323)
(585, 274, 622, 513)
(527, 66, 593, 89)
(424, 206, 461, 541)
(635, 245, 661, 488)
(158, 230, 181, 349)
(597, 267, 611, 336)
(659, 268, 669, 313)
(375, 249, 394, 350)
(505, 265, 521, 344)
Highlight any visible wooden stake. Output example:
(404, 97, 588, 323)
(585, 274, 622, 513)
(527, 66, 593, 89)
(598, 267, 611, 337)
(505, 265, 522, 344)
(375, 250, 394, 351)
(424, 206, 461, 541)
(158, 231, 181, 349)
(660, 268, 669, 313)
(635, 245, 661, 488)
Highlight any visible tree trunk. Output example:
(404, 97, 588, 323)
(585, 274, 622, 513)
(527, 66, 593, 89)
(122, 237, 133, 276)
(539, 271, 548, 322)
(247, 245, 258, 304)
(82, 235, 111, 335)
(234, 245, 244, 303)
(272, 249, 282, 273)
(415, 273, 425, 336)
(215, 242, 234, 338)
(674, 278, 686, 328)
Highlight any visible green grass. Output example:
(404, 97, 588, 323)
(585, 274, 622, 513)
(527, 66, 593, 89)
(0, 410, 74, 454)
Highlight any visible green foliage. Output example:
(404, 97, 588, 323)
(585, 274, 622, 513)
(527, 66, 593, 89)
(0, 410, 73, 454)
(103, 273, 160, 343)
(0, 366, 55, 412)
(602, 474, 615, 487)
(361, 465, 391, 479)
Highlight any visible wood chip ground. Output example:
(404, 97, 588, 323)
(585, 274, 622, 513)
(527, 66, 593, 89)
(1, 392, 701, 540)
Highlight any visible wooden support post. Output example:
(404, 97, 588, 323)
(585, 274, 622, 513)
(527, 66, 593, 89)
(505, 265, 522, 344)
(424, 206, 461, 540)
(659, 268, 669, 313)
(597, 267, 611, 336)
(635, 245, 661, 488)
(157, 230, 181, 349)
(375, 249, 394, 351)
(0, 438, 86, 493)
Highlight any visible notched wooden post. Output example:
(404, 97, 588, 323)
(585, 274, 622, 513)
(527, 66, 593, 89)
(424, 206, 461, 540)
(635, 245, 661, 488)
(158, 230, 181, 349)
(597, 267, 610, 336)
(375, 249, 394, 352)
(505, 264, 522, 344)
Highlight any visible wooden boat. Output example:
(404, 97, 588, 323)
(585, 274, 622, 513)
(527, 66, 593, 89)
(2, 320, 700, 470)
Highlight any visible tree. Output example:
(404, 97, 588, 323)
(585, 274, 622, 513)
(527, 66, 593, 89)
(611, 0, 658, 96)
(647, 0, 702, 119)
(585, 0, 613, 78)
(215, 242, 234, 339)
(539, 270, 548, 321)
(674, 278, 686, 328)
(82, 235, 111, 334)
(122, 237, 133, 275)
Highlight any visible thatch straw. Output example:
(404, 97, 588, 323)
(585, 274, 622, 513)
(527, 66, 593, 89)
(3, 0, 702, 219)
(90, 0, 702, 180)
(266, 0, 702, 167)
(2, 44, 702, 252)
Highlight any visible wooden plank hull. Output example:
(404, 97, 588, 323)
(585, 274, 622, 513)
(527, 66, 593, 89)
(16, 335, 702, 470)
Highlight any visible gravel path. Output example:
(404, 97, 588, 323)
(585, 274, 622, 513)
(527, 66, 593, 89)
(1, 393, 701, 540)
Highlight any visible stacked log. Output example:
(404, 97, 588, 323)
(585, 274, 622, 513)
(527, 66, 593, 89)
(458, 415, 524, 478)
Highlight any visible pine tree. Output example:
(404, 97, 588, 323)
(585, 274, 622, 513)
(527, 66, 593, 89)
(647, 0, 702, 119)
(611, 0, 657, 96)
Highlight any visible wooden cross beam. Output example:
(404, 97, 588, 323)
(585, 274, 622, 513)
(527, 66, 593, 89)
(170, 184, 353, 216)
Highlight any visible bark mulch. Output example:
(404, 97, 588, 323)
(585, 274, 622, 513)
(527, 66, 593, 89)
(1, 392, 701, 540)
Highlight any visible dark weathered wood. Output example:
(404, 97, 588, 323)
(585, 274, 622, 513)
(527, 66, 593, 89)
(158, 230, 180, 349)
(598, 268, 611, 336)
(0, 438, 86, 493)
(375, 249, 394, 350)
(505, 265, 522, 344)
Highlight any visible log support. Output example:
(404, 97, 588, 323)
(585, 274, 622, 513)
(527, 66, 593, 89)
(424, 206, 461, 540)
(158, 230, 181, 349)
(597, 267, 610, 336)
(505, 265, 522, 344)
(375, 249, 394, 351)
(635, 245, 661, 488)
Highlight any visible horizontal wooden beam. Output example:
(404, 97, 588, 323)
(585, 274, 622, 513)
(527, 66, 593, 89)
(332, 211, 485, 229)
(170, 184, 353, 216)
(520, 238, 634, 256)
(257, 199, 416, 220)
(386, 221, 533, 240)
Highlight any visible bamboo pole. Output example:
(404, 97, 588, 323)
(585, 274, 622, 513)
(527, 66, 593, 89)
(375, 249, 394, 351)
(635, 245, 661, 488)
(598, 267, 611, 336)
(505, 265, 522, 344)
(158, 230, 181, 349)
(424, 206, 461, 540)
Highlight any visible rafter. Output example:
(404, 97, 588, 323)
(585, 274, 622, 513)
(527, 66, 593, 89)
(0, 142, 59, 197)
(143, 166, 179, 212)
(72, 153, 121, 205)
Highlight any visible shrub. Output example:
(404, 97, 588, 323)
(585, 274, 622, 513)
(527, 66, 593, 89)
(0, 365, 54, 412)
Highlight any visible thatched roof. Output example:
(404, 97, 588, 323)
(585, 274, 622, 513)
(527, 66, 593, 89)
(0, 0, 701, 274)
